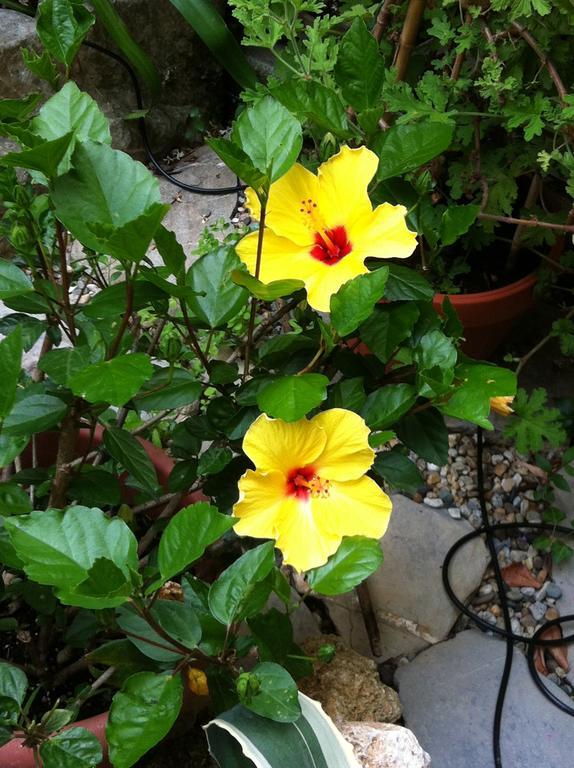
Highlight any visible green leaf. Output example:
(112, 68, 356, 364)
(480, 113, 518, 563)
(36, 0, 95, 67)
(330, 267, 389, 336)
(414, 329, 457, 398)
(383, 265, 433, 301)
(40, 727, 103, 768)
(1, 132, 75, 178)
(0, 483, 32, 515)
(234, 96, 302, 183)
(307, 537, 383, 596)
(158, 502, 236, 582)
(503, 388, 566, 453)
(5, 506, 138, 608)
(186, 247, 248, 328)
(3, 394, 68, 436)
(0, 328, 22, 421)
(334, 18, 384, 112)
(0, 662, 27, 723)
(551, 539, 573, 564)
(439, 204, 480, 246)
(168, 0, 258, 90)
(134, 367, 201, 411)
(442, 362, 516, 428)
(51, 141, 166, 261)
(206, 692, 359, 767)
(152, 600, 202, 651)
(359, 302, 420, 363)
(167, 460, 198, 492)
(103, 426, 158, 494)
(73, 557, 134, 604)
(208, 138, 267, 190)
(107, 672, 183, 768)
(208, 541, 276, 625)
(326, 378, 366, 413)
(375, 120, 454, 181)
(90, 0, 162, 99)
(69, 353, 153, 407)
(0, 314, 44, 352)
(31, 81, 110, 170)
(21, 47, 60, 89)
(242, 662, 301, 723)
(0, 261, 33, 300)
(0, 93, 41, 122)
(153, 225, 186, 278)
(231, 269, 304, 301)
(115, 604, 182, 663)
(396, 408, 448, 465)
(0, 435, 28, 470)
(361, 384, 417, 430)
(271, 80, 352, 139)
(372, 450, 422, 495)
(257, 375, 328, 422)
(37, 347, 91, 388)
(198, 446, 234, 476)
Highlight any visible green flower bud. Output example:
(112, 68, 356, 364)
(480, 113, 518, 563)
(316, 643, 336, 663)
(10, 223, 31, 248)
(236, 672, 260, 702)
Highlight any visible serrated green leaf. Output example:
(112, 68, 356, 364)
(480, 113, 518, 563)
(186, 247, 248, 328)
(307, 537, 383, 596)
(3, 394, 68, 436)
(334, 18, 384, 112)
(374, 121, 454, 181)
(503, 388, 566, 454)
(40, 727, 103, 768)
(361, 384, 417, 430)
(103, 426, 158, 494)
(372, 450, 422, 495)
(330, 267, 389, 337)
(36, 0, 95, 67)
(257, 375, 328, 422)
(0, 328, 22, 421)
(231, 269, 304, 301)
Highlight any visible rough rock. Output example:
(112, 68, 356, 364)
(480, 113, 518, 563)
(395, 629, 574, 768)
(340, 722, 431, 768)
(294, 495, 489, 660)
(298, 635, 401, 724)
(0, 2, 227, 155)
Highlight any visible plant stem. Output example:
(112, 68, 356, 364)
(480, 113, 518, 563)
(450, 13, 471, 81)
(48, 408, 78, 508)
(478, 213, 574, 233)
(226, 297, 298, 365)
(394, 0, 426, 81)
(56, 221, 76, 342)
(179, 300, 212, 373)
(243, 201, 267, 382)
(516, 307, 574, 376)
(372, 0, 393, 42)
(507, 173, 541, 271)
(137, 492, 184, 557)
(510, 22, 567, 104)
(107, 273, 134, 359)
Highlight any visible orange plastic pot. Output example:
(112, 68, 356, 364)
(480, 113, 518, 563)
(0, 429, 204, 767)
(433, 271, 538, 359)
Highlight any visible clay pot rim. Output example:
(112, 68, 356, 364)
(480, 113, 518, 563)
(434, 270, 538, 306)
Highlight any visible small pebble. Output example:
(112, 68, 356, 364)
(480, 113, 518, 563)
(520, 614, 536, 628)
(479, 583, 494, 596)
(546, 583, 562, 600)
(506, 589, 523, 602)
(502, 477, 514, 493)
(521, 587, 536, 597)
(545, 607, 560, 622)
(423, 496, 444, 508)
(494, 463, 507, 477)
(529, 602, 547, 623)
(448, 507, 462, 519)
(511, 618, 522, 635)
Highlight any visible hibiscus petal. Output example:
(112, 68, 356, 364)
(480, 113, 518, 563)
(303, 255, 369, 312)
(317, 146, 378, 230)
(275, 498, 342, 572)
(314, 475, 392, 540)
(312, 408, 374, 481)
(235, 228, 320, 286)
(242, 413, 326, 474)
(233, 468, 291, 539)
(349, 202, 417, 261)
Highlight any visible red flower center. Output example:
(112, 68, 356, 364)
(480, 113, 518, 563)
(311, 226, 352, 266)
(286, 466, 331, 500)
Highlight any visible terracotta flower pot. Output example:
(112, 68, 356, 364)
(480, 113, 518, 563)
(433, 271, 538, 360)
(0, 428, 204, 767)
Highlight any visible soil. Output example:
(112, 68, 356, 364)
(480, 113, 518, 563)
(135, 723, 215, 768)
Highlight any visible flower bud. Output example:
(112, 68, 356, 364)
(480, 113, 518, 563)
(236, 671, 260, 702)
(316, 643, 336, 663)
(187, 667, 209, 697)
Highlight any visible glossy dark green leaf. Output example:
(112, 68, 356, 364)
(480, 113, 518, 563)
(0, 261, 33, 300)
(152, 600, 202, 651)
(396, 408, 448, 465)
(3, 394, 67, 436)
(158, 502, 235, 581)
(103, 426, 158, 494)
(37, 347, 91, 387)
(0, 662, 27, 716)
(0, 483, 32, 516)
(375, 120, 454, 181)
(115, 604, 182, 663)
(0, 328, 22, 420)
(69, 353, 153, 406)
(134, 367, 201, 411)
(198, 446, 234, 477)
(334, 18, 384, 111)
(231, 269, 304, 301)
(107, 672, 183, 768)
(242, 662, 301, 723)
(1, 132, 74, 177)
(359, 302, 420, 362)
(361, 384, 417, 430)
(330, 267, 389, 336)
(167, 459, 198, 492)
(40, 725, 103, 768)
(271, 79, 352, 138)
(372, 450, 422, 495)
(257, 374, 328, 422)
(326, 378, 366, 413)
(307, 537, 383, 596)
(441, 362, 516, 428)
(383, 265, 433, 301)
(186, 247, 248, 328)
(234, 96, 302, 183)
(208, 138, 267, 190)
(208, 541, 276, 625)
(153, 225, 186, 278)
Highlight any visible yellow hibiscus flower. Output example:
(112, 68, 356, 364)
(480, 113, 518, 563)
(235, 145, 418, 312)
(233, 408, 392, 572)
(490, 396, 514, 416)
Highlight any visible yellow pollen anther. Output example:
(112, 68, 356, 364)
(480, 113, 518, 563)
(309, 476, 331, 499)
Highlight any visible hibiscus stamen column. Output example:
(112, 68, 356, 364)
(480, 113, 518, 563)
(243, 198, 267, 382)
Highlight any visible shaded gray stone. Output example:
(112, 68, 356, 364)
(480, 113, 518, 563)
(395, 629, 574, 768)
(0, 1, 228, 155)
(340, 722, 431, 768)
(293, 495, 489, 660)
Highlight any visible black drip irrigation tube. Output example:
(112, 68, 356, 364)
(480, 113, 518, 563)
(442, 427, 574, 767)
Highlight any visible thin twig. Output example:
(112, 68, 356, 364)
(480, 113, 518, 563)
(372, 0, 393, 42)
(450, 13, 471, 81)
(508, 173, 541, 270)
(355, 582, 382, 657)
(516, 307, 574, 376)
(107, 275, 134, 359)
(179, 300, 211, 372)
(137, 492, 185, 557)
(478, 213, 574, 233)
(510, 22, 567, 104)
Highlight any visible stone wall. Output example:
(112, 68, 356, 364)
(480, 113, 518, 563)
(0, 0, 231, 156)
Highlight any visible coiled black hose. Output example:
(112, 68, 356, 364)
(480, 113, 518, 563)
(442, 427, 574, 767)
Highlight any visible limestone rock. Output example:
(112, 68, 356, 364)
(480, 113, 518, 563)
(340, 722, 431, 768)
(395, 629, 574, 767)
(298, 635, 401, 724)
(292, 495, 489, 660)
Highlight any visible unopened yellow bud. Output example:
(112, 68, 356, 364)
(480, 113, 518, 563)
(490, 396, 514, 417)
(187, 667, 209, 697)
